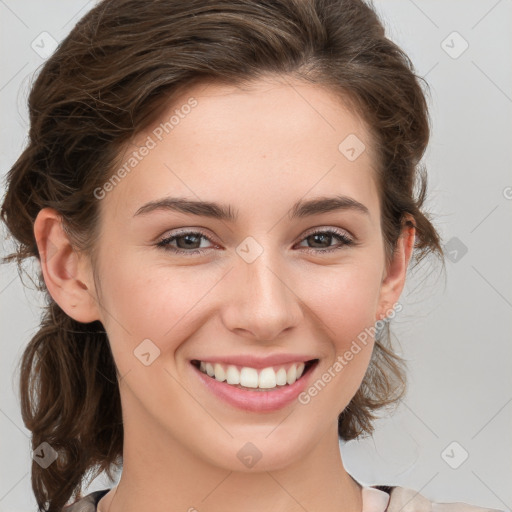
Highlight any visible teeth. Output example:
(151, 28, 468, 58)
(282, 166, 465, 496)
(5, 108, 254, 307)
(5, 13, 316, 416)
(241, 367, 259, 388)
(287, 364, 296, 384)
(196, 360, 309, 389)
(258, 367, 276, 389)
(276, 367, 287, 386)
(226, 365, 240, 385)
(214, 363, 226, 382)
(205, 362, 215, 377)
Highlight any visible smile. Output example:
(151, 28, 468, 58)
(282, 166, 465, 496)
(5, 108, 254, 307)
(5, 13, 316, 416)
(191, 359, 315, 390)
(190, 358, 319, 412)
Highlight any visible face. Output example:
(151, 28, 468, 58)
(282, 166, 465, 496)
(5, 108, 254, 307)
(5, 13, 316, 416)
(52, 76, 411, 471)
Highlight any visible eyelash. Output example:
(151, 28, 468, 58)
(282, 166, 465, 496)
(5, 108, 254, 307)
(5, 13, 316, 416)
(155, 228, 355, 256)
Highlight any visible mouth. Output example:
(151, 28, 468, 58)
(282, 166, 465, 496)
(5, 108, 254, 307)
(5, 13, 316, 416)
(190, 358, 319, 391)
(190, 358, 319, 412)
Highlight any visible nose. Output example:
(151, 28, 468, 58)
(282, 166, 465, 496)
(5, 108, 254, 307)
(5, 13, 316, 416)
(220, 245, 303, 342)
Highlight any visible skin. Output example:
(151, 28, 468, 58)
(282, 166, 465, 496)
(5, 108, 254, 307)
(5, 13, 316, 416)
(34, 75, 414, 512)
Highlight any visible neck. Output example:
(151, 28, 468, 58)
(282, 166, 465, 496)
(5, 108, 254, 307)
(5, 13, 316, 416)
(98, 403, 362, 512)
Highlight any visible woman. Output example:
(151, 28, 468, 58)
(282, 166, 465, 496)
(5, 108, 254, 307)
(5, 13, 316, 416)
(0, 1, 503, 511)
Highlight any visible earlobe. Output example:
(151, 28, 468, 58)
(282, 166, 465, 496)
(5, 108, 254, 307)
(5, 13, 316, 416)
(376, 216, 416, 321)
(34, 207, 101, 323)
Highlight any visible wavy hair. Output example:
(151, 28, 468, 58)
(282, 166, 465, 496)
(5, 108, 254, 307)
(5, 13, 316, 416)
(1, 0, 444, 510)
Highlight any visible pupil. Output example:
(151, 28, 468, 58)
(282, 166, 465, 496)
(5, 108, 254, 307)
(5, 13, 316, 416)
(178, 234, 200, 249)
(310, 233, 330, 248)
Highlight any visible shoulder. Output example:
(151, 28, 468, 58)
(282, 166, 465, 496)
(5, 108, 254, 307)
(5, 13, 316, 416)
(381, 486, 505, 512)
(62, 489, 110, 512)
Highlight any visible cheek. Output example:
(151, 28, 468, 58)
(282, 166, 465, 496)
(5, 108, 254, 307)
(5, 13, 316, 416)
(294, 262, 382, 411)
(94, 251, 226, 368)
(300, 258, 383, 347)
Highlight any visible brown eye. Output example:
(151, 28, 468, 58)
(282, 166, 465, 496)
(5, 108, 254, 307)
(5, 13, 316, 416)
(296, 229, 354, 253)
(156, 231, 215, 255)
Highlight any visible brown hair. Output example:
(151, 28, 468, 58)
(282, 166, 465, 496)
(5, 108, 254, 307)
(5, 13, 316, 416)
(1, 0, 445, 510)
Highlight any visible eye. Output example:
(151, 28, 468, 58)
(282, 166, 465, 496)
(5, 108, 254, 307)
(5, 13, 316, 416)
(156, 227, 355, 256)
(295, 228, 354, 254)
(156, 230, 217, 256)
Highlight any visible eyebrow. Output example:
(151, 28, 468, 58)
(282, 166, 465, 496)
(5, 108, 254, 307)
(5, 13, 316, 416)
(133, 194, 370, 221)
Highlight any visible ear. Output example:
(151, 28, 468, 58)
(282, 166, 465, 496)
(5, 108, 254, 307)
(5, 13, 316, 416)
(33, 207, 101, 323)
(376, 214, 416, 321)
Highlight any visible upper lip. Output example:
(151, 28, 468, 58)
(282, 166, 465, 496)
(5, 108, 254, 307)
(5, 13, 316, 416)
(190, 354, 318, 369)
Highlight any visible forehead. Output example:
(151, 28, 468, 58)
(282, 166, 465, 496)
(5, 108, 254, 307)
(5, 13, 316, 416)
(104, 77, 380, 223)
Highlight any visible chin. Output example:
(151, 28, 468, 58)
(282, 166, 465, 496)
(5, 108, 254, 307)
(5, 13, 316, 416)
(198, 427, 315, 473)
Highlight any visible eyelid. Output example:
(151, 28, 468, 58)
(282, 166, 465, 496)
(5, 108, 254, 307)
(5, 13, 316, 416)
(156, 225, 353, 244)
(156, 227, 217, 244)
(299, 225, 353, 241)
(156, 225, 356, 257)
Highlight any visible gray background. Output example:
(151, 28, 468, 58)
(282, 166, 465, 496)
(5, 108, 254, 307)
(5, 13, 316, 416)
(1, 1, 511, 511)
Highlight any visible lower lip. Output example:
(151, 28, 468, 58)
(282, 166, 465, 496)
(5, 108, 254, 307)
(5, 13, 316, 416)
(191, 361, 318, 412)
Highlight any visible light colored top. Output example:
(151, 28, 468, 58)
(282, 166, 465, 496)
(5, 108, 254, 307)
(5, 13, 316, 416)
(362, 485, 391, 512)
(63, 485, 505, 512)
(379, 485, 505, 512)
